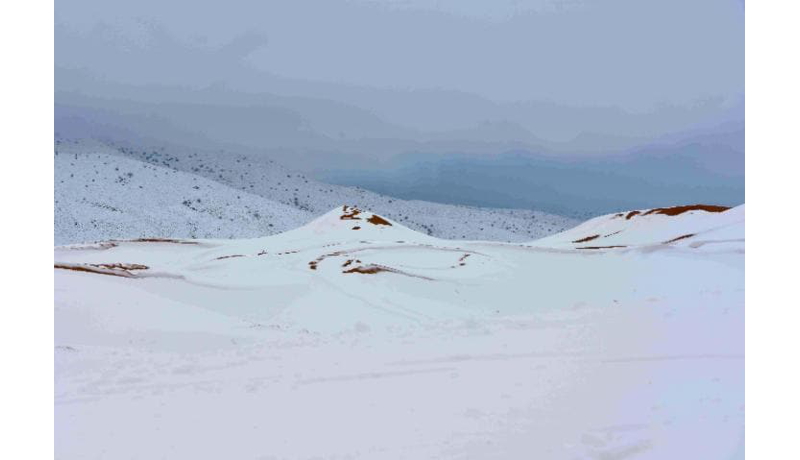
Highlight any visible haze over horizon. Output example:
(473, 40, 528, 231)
(55, 0, 744, 215)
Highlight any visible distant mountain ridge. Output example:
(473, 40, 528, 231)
(322, 129, 744, 218)
(55, 138, 578, 245)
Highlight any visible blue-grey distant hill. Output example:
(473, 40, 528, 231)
(321, 126, 744, 218)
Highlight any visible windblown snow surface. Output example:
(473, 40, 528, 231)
(55, 204, 744, 459)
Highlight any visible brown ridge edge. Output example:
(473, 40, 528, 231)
(663, 233, 696, 244)
(576, 245, 627, 250)
(54, 263, 147, 278)
(642, 204, 730, 217)
(366, 215, 392, 226)
(572, 234, 600, 243)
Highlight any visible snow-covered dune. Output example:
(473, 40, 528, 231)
(55, 205, 744, 459)
(530, 204, 744, 251)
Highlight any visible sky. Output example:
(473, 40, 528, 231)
(56, 0, 743, 112)
(54, 0, 744, 212)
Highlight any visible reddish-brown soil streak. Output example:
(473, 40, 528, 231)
(572, 234, 600, 243)
(55, 263, 148, 277)
(94, 263, 149, 270)
(643, 204, 730, 216)
(308, 250, 348, 270)
(130, 238, 198, 244)
(340, 206, 362, 220)
(366, 215, 392, 226)
(576, 245, 627, 250)
(625, 211, 641, 220)
(342, 263, 434, 280)
(663, 233, 696, 244)
(216, 254, 244, 260)
(343, 265, 389, 274)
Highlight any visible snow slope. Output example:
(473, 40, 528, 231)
(55, 205, 744, 459)
(54, 137, 578, 244)
(531, 204, 745, 251)
(55, 141, 314, 245)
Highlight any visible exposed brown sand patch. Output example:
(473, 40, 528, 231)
(576, 245, 627, 250)
(366, 215, 392, 226)
(129, 238, 198, 244)
(343, 265, 388, 274)
(340, 206, 362, 220)
(343, 263, 434, 280)
(215, 254, 244, 260)
(643, 204, 730, 216)
(94, 263, 149, 270)
(572, 234, 600, 243)
(308, 250, 348, 270)
(663, 233, 696, 244)
(55, 262, 149, 278)
(625, 211, 641, 220)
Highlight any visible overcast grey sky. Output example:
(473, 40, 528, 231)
(56, 0, 743, 110)
(54, 0, 744, 212)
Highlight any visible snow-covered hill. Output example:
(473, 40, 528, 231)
(55, 205, 744, 459)
(55, 138, 578, 244)
(531, 204, 745, 251)
(55, 144, 313, 245)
